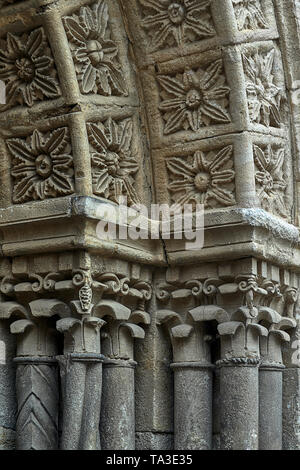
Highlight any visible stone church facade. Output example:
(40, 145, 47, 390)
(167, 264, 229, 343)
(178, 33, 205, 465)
(0, 0, 300, 451)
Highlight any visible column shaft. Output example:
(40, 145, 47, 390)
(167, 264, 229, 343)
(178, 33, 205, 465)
(283, 367, 300, 450)
(259, 366, 283, 450)
(14, 357, 58, 450)
(172, 362, 213, 450)
(100, 360, 136, 450)
(220, 363, 259, 450)
(59, 354, 103, 450)
(0, 322, 16, 450)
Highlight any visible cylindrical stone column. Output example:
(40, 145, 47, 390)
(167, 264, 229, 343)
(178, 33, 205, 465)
(283, 367, 300, 449)
(0, 321, 16, 450)
(58, 353, 104, 450)
(14, 356, 59, 450)
(100, 358, 136, 450)
(56, 314, 106, 451)
(171, 361, 213, 450)
(10, 318, 59, 450)
(219, 359, 260, 450)
(259, 363, 284, 450)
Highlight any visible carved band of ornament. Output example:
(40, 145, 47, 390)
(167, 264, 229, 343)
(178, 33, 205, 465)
(156, 278, 220, 302)
(170, 361, 214, 370)
(0, 273, 151, 301)
(13, 356, 57, 365)
(103, 358, 137, 369)
(216, 357, 261, 367)
(259, 361, 285, 370)
(57, 353, 105, 364)
(156, 276, 297, 311)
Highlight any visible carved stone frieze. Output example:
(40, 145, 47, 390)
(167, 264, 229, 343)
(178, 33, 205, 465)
(0, 0, 300, 453)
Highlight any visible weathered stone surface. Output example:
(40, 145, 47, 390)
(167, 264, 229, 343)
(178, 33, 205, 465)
(0, 0, 300, 452)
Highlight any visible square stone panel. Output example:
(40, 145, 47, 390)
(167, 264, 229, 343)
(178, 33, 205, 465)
(0, 26, 61, 112)
(152, 135, 239, 212)
(240, 40, 288, 134)
(5, 125, 75, 204)
(61, 0, 139, 108)
(86, 110, 150, 208)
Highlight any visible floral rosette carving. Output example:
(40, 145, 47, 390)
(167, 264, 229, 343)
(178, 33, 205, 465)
(157, 59, 231, 134)
(232, 0, 268, 31)
(253, 143, 288, 218)
(7, 128, 75, 203)
(243, 49, 284, 127)
(167, 146, 236, 209)
(140, 0, 215, 51)
(87, 117, 140, 205)
(0, 27, 60, 108)
(63, 0, 127, 96)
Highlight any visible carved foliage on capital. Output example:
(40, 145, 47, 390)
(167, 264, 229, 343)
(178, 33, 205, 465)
(255, 306, 296, 366)
(157, 277, 220, 306)
(97, 299, 147, 360)
(156, 271, 299, 364)
(166, 146, 236, 209)
(6, 128, 75, 203)
(63, 0, 127, 96)
(157, 305, 229, 363)
(0, 27, 60, 110)
(87, 117, 140, 205)
(157, 59, 231, 135)
(139, 0, 216, 52)
(0, 298, 70, 356)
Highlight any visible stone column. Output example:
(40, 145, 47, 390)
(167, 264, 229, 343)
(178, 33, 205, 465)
(0, 300, 26, 450)
(171, 360, 213, 450)
(258, 312, 295, 450)
(97, 299, 146, 450)
(282, 320, 300, 449)
(101, 358, 136, 450)
(259, 362, 284, 450)
(10, 318, 59, 450)
(158, 305, 229, 450)
(218, 319, 267, 450)
(57, 316, 105, 450)
(0, 320, 16, 450)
